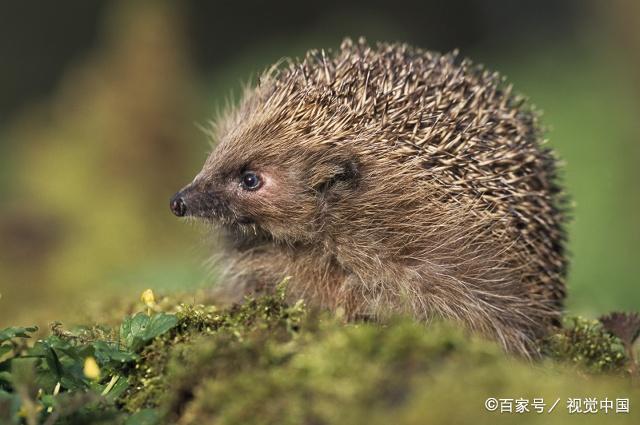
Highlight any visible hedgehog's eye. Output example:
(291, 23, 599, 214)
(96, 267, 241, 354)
(240, 171, 262, 191)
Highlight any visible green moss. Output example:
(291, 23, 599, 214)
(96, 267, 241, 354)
(1, 288, 638, 425)
(120, 287, 306, 413)
(160, 320, 497, 425)
(153, 313, 638, 425)
(543, 316, 627, 372)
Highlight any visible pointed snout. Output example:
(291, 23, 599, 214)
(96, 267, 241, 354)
(170, 184, 198, 217)
(170, 183, 222, 219)
(170, 192, 188, 217)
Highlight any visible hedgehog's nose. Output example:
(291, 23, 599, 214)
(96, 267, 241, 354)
(170, 193, 187, 217)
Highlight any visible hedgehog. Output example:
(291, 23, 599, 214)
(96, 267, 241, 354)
(170, 38, 568, 357)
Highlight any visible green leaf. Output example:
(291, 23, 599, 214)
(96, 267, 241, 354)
(120, 313, 177, 352)
(143, 314, 178, 341)
(60, 374, 88, 391)
(124, 408, 160, 425)
(0, 344, 12, 359)
(31, 340, 89, 391)
(129, 314, 151, 338)
(121, 313, 150, 351)
(40, 343, 63, 380)
(0, 326, 38, 342)
(0, 371, 11, 383)
(93, 341, 137, 365)
(102, 375, 129, 401)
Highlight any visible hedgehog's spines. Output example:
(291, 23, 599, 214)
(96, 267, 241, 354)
(205, 38, 568, 357)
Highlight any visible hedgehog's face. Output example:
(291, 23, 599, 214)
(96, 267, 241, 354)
(170, 136, 360, 244)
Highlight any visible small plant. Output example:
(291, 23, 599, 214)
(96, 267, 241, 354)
(0, 290, 179, 424)
(542, 316, 627, 372)
(1, 286, 638, 425)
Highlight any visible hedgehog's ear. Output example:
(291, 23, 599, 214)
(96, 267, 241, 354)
(310, 152, 360, 194)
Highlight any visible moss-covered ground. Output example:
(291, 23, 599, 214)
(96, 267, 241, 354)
(1, 284, 638, 425)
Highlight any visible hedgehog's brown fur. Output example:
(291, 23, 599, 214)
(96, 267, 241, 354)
(172, 38, 568, 357)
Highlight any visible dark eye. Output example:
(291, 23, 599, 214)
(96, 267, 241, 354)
(240, 171, 262, 190)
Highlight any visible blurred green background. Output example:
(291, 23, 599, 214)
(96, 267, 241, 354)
(0, 0, 638, 326)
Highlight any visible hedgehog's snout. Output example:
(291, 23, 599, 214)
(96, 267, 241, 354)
(170, 183, 224, 219)
(170, 193, 187, 217)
